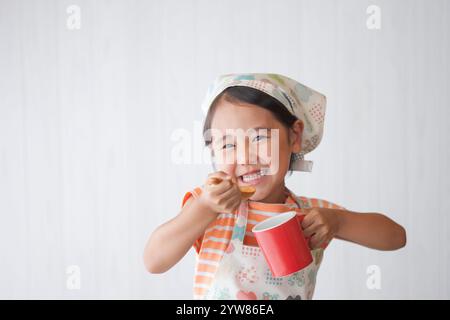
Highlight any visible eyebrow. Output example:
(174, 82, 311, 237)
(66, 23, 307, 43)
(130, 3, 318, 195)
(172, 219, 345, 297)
(250, 126, 272, 131)
(214, 127, 273, 141)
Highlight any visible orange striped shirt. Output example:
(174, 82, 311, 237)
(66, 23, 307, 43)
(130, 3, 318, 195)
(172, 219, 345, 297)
(181, 186, 345, 299)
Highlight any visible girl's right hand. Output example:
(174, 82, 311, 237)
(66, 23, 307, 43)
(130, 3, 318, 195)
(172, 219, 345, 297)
(199, 171, 242, 215)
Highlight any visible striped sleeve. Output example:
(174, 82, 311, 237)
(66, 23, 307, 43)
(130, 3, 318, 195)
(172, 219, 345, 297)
(319, 198, 346, 210)
(301, 197, 346, 210)
(181, 187, 204, 255)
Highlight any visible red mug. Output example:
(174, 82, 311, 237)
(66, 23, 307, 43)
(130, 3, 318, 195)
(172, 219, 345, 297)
(252, 211, 313, 277)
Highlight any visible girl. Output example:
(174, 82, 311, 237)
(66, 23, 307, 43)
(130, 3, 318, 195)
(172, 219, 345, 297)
(143, 73, 407, 300)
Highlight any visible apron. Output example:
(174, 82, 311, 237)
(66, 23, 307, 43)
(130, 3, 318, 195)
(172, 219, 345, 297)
(202, 189, 324, 300)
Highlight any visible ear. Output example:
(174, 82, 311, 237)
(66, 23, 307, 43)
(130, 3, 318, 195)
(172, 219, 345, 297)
(289, 120, 303, 153)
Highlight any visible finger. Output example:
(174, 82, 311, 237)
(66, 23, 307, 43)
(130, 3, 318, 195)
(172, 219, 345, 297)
(302, 224, 318, 238)
(218, 190, 241, 212)
(207, 171, 232, 185)
(301, 211, 317, 229)
(309, 233, 323, 249)
(209, 179, 233, 195)
(206, 174, 232, 192)
(219, 183, 240, 200)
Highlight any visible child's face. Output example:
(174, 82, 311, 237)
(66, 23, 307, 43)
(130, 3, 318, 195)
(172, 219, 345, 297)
(209, 98, 303, 202)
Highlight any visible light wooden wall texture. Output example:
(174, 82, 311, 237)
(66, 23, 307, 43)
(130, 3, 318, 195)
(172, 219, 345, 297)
(0, 0, 449, 299)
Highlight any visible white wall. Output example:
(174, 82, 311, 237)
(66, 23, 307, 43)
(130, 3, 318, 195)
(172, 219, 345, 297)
(0, 0, 449, 299)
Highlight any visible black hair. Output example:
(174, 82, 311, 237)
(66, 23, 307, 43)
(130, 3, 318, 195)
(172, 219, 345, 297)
(202, 86, 299, 174)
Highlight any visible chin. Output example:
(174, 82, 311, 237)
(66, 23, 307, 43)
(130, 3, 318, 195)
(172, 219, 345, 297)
(249, 190, 268, 202)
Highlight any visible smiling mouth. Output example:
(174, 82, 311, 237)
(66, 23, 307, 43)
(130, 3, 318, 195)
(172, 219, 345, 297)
(238, 168, 269, 185)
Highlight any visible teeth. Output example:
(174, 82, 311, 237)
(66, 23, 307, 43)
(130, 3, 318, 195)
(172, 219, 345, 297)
(242, 170, 262, 182)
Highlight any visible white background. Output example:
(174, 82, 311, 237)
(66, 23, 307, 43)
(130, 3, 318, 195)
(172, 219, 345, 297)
(0, 0, 449, 299)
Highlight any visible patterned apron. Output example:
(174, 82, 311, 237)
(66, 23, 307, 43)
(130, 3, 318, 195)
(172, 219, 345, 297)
(203, 193, 324, 300)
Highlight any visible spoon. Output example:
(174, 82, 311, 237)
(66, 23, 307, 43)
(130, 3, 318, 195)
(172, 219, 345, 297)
(207, 176, 256, 199)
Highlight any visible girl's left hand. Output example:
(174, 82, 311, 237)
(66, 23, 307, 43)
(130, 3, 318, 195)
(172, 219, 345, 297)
(299, 208, 341, 249)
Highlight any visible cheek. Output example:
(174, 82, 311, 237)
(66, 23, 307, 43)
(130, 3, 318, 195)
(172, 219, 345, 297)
(266, 146, 291, 176)
(258, 156, 289, 191)
(268, 160, 289, 182)
(215, 163, 236, 176)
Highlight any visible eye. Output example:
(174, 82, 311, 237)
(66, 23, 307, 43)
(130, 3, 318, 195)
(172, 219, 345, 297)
(252, 135, 268, 142)
(222, 143, 235, 149)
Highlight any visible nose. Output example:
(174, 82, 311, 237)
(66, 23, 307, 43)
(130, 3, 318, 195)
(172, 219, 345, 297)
(236, 136, 258, 165)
